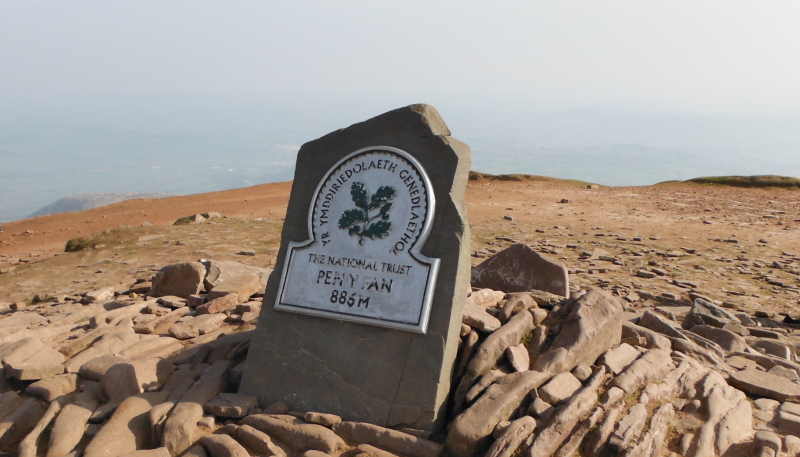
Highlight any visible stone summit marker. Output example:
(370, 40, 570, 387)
(240, 104, 471, 431)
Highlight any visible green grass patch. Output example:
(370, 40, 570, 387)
(678, 175, 800, 189)
(469, 171, 595, 186)
(64, 237, 95, 252)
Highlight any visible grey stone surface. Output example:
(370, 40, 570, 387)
(682, 297, 740, 329)
(470, 243, 569, 297)
(240, 104, 471, 432)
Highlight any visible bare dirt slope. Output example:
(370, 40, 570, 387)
(2, 178, 800, 316)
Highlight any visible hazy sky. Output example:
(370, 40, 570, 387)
(2, 1, 800, 114)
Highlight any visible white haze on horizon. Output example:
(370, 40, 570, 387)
(1, 1, 800, 221)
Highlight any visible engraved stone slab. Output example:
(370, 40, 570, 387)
(276, 147, 439, 333)
(240, 104, 471, 432)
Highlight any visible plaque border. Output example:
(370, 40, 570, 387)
(275, 146, 440, 334)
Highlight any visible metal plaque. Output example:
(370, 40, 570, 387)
(275, 146, 439, 333)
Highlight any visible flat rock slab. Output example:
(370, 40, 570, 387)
(601, 343, 641, 375)
(169, 314, 226, 340)
(203, 260, 270, 290)
(729, 369, 800, 402)
(207, 275, 261, 304)
(538, 371, 582, 405)
(470, 243, 569, 297)
(2, 337, 67, 380)
(240, 104, 471, 432)
(196, 294, 239, 315)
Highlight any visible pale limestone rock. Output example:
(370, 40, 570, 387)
(532, 290, 623, 374)
(505, 344, 529, 372)
(203, 260, 269, 291)
(25, 374, 79, 402)
(538, 371, 582, 405)
(1, 337, 66, 380)
(467, 289, 506, 308)
(332, 421, 440, 457)
(623, 402, 675, 457)
(47, 384, 100, 457)
(621, 321, 672, 351)
(454, 331, 480, 380)
(162, 360, 231, 456)
(0, 391, 26, 422)
(572, 364, 592, 382)
(600, 343, 641, 375)
(462, 301, 501, 332)
(18, 399, 64, 457)
(729, 369, 800, 402)
(59, 326, 134, 358)
(85, 287, 115, 303)
(610, 348, 675, 394)
(204, 393, 258, 419)
(79, 355, 130, 381)
(716, 397, 753, 455)
(453, 310, 534, 413)
(528, 367, 606, 457)
(206, 275, 261, 304)
(84, 392, 169, 457)
(304, 412, 342, 428)
(169, 314, 227, 340)
(447, 371, 551, 457)
(0, 398, 48, 452)
(497, 293, 536, 322)
(607, 403, 647, 453)
(585, 404, 623, 457)
(689, 325, 747, 353)
(754, 430, 782, 455)
(150, 262, 206, 299)
(199, 434, 250, 457)
(483, 416, 535, 457)
(551, 406, 603, 457)
(465, 370, 504, 404)
(101, 358, 174, 404)
(526, 398, 553, 420)
(236, 424, 287, 457)
(242, 415, 346, 455)
(119, 448, 171, 457)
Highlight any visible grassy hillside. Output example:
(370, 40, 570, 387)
(683, 175, 800, 189)
(468, 171, 595, 186)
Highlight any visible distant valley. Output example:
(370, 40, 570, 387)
(27, 192, 171, 218)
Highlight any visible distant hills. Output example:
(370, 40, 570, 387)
(27, 192, 171, 218)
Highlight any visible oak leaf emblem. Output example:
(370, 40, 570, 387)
(338, 182, 396, 245)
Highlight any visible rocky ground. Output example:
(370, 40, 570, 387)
(0, 176, 798, 457)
